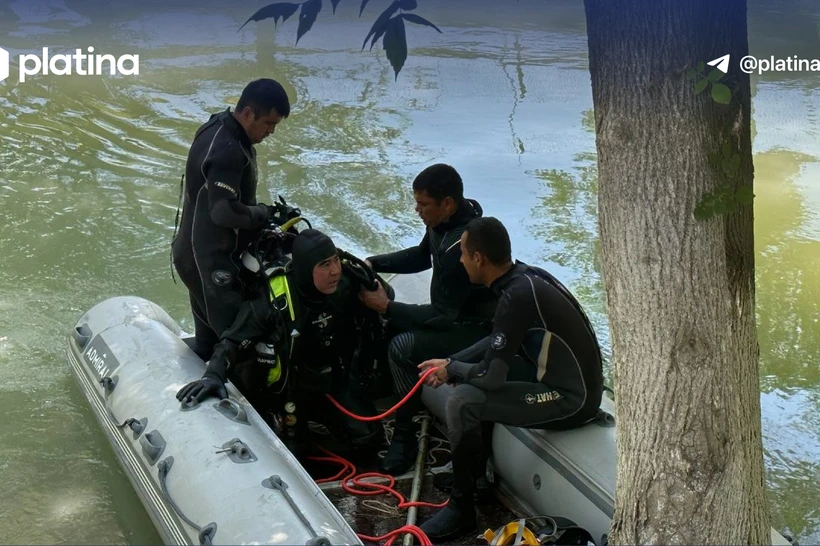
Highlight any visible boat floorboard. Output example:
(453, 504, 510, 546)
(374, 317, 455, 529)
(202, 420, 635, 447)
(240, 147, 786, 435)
(322, 475, 518, 545)
(300, 413, 518, 546)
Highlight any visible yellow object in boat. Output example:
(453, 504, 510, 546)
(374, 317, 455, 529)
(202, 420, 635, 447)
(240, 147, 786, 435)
(481, 519, 540, 545)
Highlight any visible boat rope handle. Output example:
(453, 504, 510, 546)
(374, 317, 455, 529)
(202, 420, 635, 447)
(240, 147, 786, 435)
(117, 417, 144, 434)
(157, 457, 217, 544)
(103, 409, 146, 435)
(265, 475, 320, 538)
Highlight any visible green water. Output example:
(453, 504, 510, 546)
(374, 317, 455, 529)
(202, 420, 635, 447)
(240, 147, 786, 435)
(0, 0, 817, 542)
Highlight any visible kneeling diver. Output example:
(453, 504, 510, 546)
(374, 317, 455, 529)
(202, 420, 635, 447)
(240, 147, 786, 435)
(177, 229, 394, 452)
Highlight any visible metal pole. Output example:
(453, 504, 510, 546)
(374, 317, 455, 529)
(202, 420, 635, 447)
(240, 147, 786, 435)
(403, 413, 431, 545)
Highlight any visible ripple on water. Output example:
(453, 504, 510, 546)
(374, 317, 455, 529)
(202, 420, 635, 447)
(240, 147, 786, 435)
(7, 0, 90, 32)
(761, 388, 820, 542)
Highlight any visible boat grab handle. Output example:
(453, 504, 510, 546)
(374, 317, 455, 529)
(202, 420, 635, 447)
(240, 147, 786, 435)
(262, 475, 326, 541)
(157, 457, 218, 544)
(100, 376, 118, 396)
(198, 524, 217, 545)
(73, 324, 92, 350)
(214, 398, 250, 425)
(139, 430, 167, 465)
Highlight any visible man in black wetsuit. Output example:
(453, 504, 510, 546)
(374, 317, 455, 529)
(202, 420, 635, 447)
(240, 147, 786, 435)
(172, 78, 291, 362)
(416, 216, 605, 540)
(176, 229, 389, 451)
(358, 164, 498, 475)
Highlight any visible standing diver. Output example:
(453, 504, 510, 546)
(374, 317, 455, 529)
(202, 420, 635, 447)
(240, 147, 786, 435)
(172, 78, 291, 362)
(176, 229, 391, 452)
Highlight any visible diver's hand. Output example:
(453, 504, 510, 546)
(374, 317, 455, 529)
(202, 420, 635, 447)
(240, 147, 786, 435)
(418, 358, 449, 388)
(250, 203, 270, 228)
(364, 259, 372, 269)
(358, 282, 389, 314)
(265, 198, 301, 226)
(263, 202, 283, 224)
(176, 375, 227, 404)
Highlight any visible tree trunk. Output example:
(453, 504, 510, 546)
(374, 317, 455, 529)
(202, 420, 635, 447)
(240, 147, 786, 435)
(582, 0, 771, 543)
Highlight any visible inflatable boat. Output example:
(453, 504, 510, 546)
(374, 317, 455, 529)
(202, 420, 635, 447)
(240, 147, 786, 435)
(67, 271, 795, 545)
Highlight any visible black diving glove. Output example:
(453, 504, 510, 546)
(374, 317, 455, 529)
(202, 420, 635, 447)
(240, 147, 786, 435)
(249, 203, 270, 229)
(266, 196, 301, 225)
(176, 374, 228, 404)
(176, 339, 235, 404)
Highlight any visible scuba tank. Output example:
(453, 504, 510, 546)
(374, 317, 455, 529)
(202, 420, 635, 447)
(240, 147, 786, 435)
(240, 195, 312, 278)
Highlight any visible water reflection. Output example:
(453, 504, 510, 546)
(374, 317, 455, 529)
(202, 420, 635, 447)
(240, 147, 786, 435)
(529, 150, 610, 369)
(748, 0, 820, 89)
(755, 151, 820, 389)
(762, 388, 820, 541)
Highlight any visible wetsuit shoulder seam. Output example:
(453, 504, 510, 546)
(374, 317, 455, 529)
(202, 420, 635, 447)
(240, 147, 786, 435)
(526, 274, 547, 329)
(200, 124, 226, 182)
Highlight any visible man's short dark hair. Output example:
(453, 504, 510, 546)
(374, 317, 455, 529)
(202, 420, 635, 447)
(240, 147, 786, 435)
(236, 78, 291, 119)
(464, 217, 512, 266)
(411, 163, 463, 203)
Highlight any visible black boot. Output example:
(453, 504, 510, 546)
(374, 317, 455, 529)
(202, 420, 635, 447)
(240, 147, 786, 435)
(433, 424, 493, 503)
(419, 493, 476, 541)
(379, 421, 418, 475)
(432, 472, 493, 503)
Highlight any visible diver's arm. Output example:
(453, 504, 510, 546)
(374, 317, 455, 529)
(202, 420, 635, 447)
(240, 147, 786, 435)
(383, 234, 471, 329)
(449, 335, 493, 363)
(367, 232, 431, 274)
(446, 283, 531, 391)
(204, 146, 268, 230)
(220, 293, 281, 345)
(382, 301, 454, 331)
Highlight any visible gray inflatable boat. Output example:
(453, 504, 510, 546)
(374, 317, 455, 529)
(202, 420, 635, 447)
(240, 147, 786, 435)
(67, 294, 362, 545)
(67, 271, 795, 545)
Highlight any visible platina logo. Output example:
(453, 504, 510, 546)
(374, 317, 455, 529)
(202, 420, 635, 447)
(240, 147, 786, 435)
(0, 46, 139, 83)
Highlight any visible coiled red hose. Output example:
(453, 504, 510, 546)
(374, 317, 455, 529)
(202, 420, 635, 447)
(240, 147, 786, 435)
(312, 367, 448, 545)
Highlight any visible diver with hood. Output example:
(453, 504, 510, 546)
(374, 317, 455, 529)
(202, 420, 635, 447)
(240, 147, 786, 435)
(176, 229, 391, 452)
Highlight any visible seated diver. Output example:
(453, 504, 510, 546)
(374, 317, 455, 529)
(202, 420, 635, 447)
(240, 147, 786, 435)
(416, 217, 605, 540)
(176, 228, 394, 454)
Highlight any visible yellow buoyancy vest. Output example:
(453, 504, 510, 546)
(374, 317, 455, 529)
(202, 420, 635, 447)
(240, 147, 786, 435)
(264, 271, 297, 385)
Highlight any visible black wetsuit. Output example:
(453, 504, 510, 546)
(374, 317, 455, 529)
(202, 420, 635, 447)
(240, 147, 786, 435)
(443, 261, 604, 501)
(185, 231, 388, 449)
(171, 109, 270, 360)
(366, 198, 498, 438)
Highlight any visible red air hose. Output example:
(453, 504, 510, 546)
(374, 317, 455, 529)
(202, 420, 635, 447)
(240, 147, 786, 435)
(312, 367, 447, 545)
(324, 368, 438, 422)
(309, 447, 445, 545)
(358, 525, 434, 546)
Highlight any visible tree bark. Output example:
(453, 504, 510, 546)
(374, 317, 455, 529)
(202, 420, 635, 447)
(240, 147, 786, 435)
(582, 0, 771, 543)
